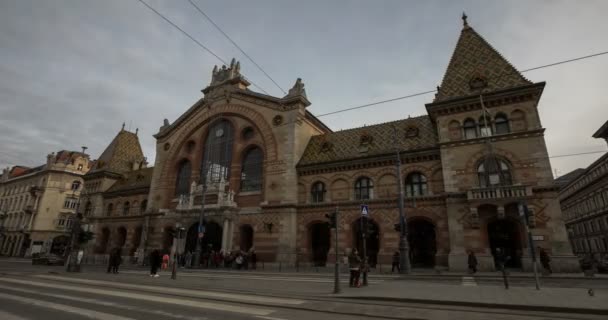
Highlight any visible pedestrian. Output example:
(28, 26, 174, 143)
(185, 251, 192, 268)
(162, 252, 170, 270)
(250, 250, 257, 270)
(106, 248, 115, 273)
(149, 249, 161, 277)
(539, 247, 552, 274)
(392, 251, 400, 273)
(495, 248, 510, 289)
(235, 253, 244, 270)
(468, 251, 478, 274)
(113, 248, 122, 274)
(348, 249, 362, 288)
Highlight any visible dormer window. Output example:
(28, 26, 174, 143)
(405, 127, 419, 138)
(320, 141, 333, 153)
(360, 132, 373, 145)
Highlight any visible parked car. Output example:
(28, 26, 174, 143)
(32, 253, 65, 266)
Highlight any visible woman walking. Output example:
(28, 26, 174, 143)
(149, 250, 161, 277)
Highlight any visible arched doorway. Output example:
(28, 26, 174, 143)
(116, 227, 127, 249)
(408, 219, 436, 268)
(163, 226, 174, 252)
(97, 228, 110, 253)
(487, 218, 523, 268)
(239, 224, 254, 252)
(353, 217, 380, 267)
(131, 226, 142, 255)
(309, 222, 330, 266)
(185, 221, 223, 254)
(50, 235, 69, 255)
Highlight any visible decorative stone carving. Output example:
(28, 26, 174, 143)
(285, 78, 307, 98)
(210, 58, 242, 87)
(272, 115, 283, 126)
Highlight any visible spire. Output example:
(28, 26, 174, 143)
(434, 17, 531, 102)
(121, 122, 125, 131)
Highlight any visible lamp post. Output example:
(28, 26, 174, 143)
(392, 125, 411, 274)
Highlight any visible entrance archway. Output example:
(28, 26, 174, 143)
(185, 221, 223, 254)
(97, 228, 110, 253)
(487, 218, 523, 268)
(239, 224, 254, 252)
(163, 226, 174, 252)
(353, 217, 380, 267)
(116, 227, 127, 248)
(50, 235, 69, 255)
(309, 222, 330, 266)
(408, 219, 436, 267)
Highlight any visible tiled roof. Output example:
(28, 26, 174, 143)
(298, 116, 438, 166)
(434, 23, 531, 102)
(105, 167, 154, 194)
(90, 130, 145, 174)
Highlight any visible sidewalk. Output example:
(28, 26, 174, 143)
(338, 280, 608, 315)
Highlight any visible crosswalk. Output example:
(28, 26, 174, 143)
(461, 276, 477, 286)
(0, 275, 296, 320)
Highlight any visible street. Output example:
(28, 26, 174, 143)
(0, 259, 606, 320)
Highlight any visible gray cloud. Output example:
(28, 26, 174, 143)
(0, 0, 606, 177)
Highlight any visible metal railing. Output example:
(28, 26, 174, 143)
(468, 185, 531, 200)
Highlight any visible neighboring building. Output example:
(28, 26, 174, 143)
(89, 16, 578, 271)
(0, 150, 90, 257)
(80, 126, 152, 261)
(560, 120, 608, 259)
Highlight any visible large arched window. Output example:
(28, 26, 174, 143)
(202, 120, 235, 183)
(240, 147, 264, 192)
(355, 177, 373, 200)
(463, 118, 477, 139)
(495, 113, 510, 134)
(106, 203, 113, 217)
(405, 172, 427, 197)
(175, 159, 192, 196)
(477, 158, 513, 187)
(478, 115, 493, 137)
(311, 181, 326, 203)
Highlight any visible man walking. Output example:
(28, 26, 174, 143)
(392, 251, 400, 273)
(149, 249, 161, 277)
(348, 249, 361, 287)
(539, 247, 552, 275)
(468, 251, 478, 274)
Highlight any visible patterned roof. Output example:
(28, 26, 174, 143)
(298, 116, 438, 166)
(434, 23, 531, 102)
(89, 130, 145, 174)
(105, 167, 154, 194)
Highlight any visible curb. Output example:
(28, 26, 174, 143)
(339, 295, 608, 316)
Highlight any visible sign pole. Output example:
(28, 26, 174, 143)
(333, 206, 341, 294)
(360, 205, 369, 286)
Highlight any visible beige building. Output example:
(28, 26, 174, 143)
(88, 16, 578, 272)
(559, 120, 608, 259)
(0, 150, 90, 257)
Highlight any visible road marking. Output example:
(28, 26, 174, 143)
(0, 278, 275, 316)
(0, 310, 29, 320)
(255, 316, 289, 320)
(461, 276, 477, 286)
(35, 274, 305, 305)
(118, 270, 383, 284)
(0, 291, 136, 320)
(0, 284, 206, 320)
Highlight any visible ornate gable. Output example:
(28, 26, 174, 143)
(434, 14, 531, 102)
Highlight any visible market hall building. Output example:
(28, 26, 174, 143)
(86, 17, 578, 272)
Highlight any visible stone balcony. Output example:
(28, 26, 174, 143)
(173, 180, 237, 213)
(467, 185, 533, 201)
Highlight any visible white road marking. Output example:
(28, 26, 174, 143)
(35, 274, 305, 305)
(0, 278, 275, 316)
(0, 310, 29, 320)
(255, 316, 289, 320)
(0, 284, 206, 320)
(0, 291, 136, 320)
(119, 270, 383, 284)
(461, 276, 477, 287)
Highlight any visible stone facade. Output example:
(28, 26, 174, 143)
(559, 121, 608, 262)
(86, 17, 578, 272)
(0, 150, 90, 257)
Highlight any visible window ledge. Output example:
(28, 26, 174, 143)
(238, 191, 262, 196)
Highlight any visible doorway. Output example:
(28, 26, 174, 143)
(487, 219, 523, 268)
(309, 222, 330, 266)
(408, 219, 436, 268)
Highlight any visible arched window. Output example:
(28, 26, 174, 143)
(478, 115, 493, 137)
(355, 177, 373, 200)
(175, 159, 191, 196)
(311, 182, 326, 203)
(495, 113, 510, 134)
(477, 158, 512, 187)
(123, 202, 130, 215)
(71, 180, 81, 191)
(463, 118, 477, 139)
(405, 172, 427, 196)
(140, 200, 147, 213)
(240, 147, 264, 192)
(106, 203, 113, 217)
(202, 120, 235, 183)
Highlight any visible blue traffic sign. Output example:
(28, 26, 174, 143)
(361, 204, 369, 216)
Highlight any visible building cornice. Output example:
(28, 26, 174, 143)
(439, 128, 546, 148)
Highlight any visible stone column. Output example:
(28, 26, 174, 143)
(446, 200, 467, 272)
(221, 219, 229, 252)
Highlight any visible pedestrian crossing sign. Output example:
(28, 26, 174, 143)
(361, 204, 369, 216)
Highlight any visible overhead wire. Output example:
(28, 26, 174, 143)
(187, 0, 287, 95)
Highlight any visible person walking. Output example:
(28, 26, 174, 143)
(162, 252, 170, 270)
(149, 249, 161, 277)
(391, 251, 400, 273)
(235, 253, 244, 270)
(185, 251, 192, 268)
(539, 247, 552, 274)
(348, 249, 362, 288)
(112, 248, 122, 274)
(250, 250, 257, 270)
(107, 248, 116, 274)
(495, 248, 510, 289)
(468, 251, 478, 274)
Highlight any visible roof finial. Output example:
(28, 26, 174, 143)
(122, 122, 125, 131)
(462, 12, 469, 28)
(135, 128, 139, 135)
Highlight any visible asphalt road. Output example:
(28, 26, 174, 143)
(0, 259, 606, 320)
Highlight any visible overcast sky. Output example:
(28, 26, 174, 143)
(1, 0, 607, 177)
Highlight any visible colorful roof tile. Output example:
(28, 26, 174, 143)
(90, 129, 145, 174)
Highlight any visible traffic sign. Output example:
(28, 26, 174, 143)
(361, 204, 369, 216)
